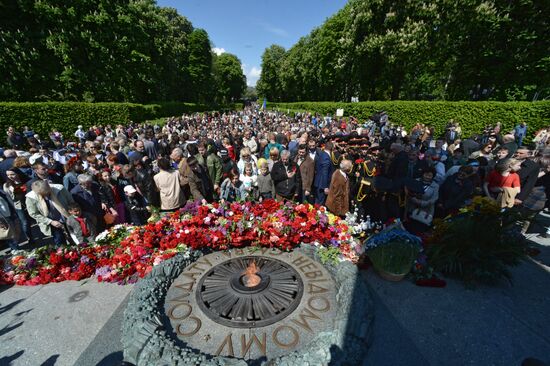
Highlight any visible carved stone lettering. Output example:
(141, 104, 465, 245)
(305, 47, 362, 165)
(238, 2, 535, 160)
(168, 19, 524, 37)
(215, 333, 235, 357)
(272, 325, 300, 349)
(182, 271, 202, 281)
(299, 262, 317, 272)
(292, 256, 309, 267)
(168, 302, 192, 320)
(164, 251, 337, 360)
(291, 307, 321, 333)
(308, 296, 331, 312)
(304, 270, 323, 279)
(307, 283, 329, 294)
(175, 281, 194, 292)
(176, 316, 202, 336)
(241, 333, 267, 357)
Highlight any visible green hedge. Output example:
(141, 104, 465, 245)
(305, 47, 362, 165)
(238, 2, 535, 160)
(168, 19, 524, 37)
(268, 101, 550, 140)
(0, 102, 242, 145)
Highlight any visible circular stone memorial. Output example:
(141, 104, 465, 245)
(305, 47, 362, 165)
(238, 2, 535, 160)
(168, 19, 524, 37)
(122, 246, 373, 365)
(165, 249, 336, 360)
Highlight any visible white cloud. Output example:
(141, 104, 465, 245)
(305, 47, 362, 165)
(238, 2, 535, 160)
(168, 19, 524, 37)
(242, 65, 262, 86)
(212, 47, 225, 56)
(249, 66, 261, 78)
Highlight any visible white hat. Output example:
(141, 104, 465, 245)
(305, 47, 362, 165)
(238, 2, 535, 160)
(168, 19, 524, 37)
(124, 185, 137, 194)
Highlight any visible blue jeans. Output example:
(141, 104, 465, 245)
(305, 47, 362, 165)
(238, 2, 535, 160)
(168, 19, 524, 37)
(51, 227, 66, 247)
(6, 238, 18, 251)
(15, 209, 29, 243)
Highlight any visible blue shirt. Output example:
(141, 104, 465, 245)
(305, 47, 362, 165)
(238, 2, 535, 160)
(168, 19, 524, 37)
(515, 125, 527, 137)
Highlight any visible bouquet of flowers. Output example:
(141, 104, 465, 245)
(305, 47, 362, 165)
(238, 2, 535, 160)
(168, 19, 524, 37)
(1, 200, 365, 286)
(364, 220, 422, 280)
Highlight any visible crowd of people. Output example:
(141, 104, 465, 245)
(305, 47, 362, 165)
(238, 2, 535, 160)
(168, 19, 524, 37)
(1, 105, 549, 252)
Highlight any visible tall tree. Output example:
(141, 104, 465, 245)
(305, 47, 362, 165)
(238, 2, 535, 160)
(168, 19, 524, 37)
(256, 45, 286, 101)
(0, 0, 202, 103)
(258, 0, 549, 102)
(187, 28, 213, 103)
(212, 53, 246, 103)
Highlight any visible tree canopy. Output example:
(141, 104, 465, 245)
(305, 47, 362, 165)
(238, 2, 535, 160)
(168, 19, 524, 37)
(0, 0, 246, 104)
(257, 0, 550, 102)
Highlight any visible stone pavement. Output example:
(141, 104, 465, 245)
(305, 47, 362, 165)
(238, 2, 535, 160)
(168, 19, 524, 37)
(1, 217, 550, 366)
(0, 280, 133, 366)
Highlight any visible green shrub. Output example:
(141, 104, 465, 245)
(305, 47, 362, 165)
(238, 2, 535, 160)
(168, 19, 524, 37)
(426, 197, 526, 285)
(268, 101, 550, 140)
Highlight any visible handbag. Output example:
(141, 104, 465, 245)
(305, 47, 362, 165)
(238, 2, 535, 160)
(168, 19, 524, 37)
(103, 209, 117, 225)
(0, 216, 15, 240)
(410, 208, 433, 225)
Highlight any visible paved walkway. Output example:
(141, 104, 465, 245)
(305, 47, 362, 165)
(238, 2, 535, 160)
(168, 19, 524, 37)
(0, 280, 133, 366)
(1, 218, 549, 366)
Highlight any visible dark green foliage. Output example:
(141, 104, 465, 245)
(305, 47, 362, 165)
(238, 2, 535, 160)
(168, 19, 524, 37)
(212, 53, 247, 104)
(0, 102, 242, 142)
(268, 101, 550, 139)
(367, 240, 420, 275)
(0, 0, 216, 104)
(187, 29, 213, 103)
(256, 45, 287, 101)
(427, 203, 526, 285)
(257, 0, 550, 102)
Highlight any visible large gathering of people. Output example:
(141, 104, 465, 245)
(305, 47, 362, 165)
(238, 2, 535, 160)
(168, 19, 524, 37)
(1, 105, 549, 252)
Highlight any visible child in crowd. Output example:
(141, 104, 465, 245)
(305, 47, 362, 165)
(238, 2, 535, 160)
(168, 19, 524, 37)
(239, 162, 258, 200)
(123, 185, 149, 225)
(220, 171, 244, 202)
(66, 202, 96, 244)
(484, 159, 521, 208)
(256, 161, 276, 201)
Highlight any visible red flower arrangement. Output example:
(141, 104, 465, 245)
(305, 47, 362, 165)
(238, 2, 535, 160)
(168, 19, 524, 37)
(0, 200, 360, 286)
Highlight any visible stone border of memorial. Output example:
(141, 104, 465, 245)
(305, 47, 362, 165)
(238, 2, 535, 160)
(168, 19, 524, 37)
(121, 245, 374, 365)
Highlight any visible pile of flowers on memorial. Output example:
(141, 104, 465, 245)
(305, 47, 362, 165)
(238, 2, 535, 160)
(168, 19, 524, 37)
(0, 200, 363, 286)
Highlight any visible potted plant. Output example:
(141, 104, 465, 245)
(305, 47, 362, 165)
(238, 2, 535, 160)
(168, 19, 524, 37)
(365, 221, 422, 281)
(425, 196, 526, 285)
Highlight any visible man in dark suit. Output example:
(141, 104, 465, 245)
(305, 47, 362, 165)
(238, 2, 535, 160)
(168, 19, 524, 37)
(271, 150, 302, 201)
(386, 143, 409, 180)
(313, 141, 332, 205)
(407, 150, 430, 179)
(514, 147, 540, 206)
(70, 173, 105, 232)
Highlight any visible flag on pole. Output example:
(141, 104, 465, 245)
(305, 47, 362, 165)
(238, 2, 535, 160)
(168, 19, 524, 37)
(262, 98, 267, 110)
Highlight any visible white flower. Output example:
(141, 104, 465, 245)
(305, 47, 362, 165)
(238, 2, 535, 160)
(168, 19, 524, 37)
(95, 230, 110, 242)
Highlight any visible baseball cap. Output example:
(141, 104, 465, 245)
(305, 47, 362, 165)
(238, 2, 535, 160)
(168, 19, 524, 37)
(124, 185, 137, 194)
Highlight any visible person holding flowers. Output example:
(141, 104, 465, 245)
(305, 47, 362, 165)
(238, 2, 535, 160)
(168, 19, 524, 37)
(239, 162, 258, 200)
(271, 150, 302, 201)
(26, 180, 73, 246)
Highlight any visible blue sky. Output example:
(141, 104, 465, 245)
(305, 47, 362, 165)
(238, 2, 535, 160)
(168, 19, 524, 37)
(157, 0, 348, 86)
